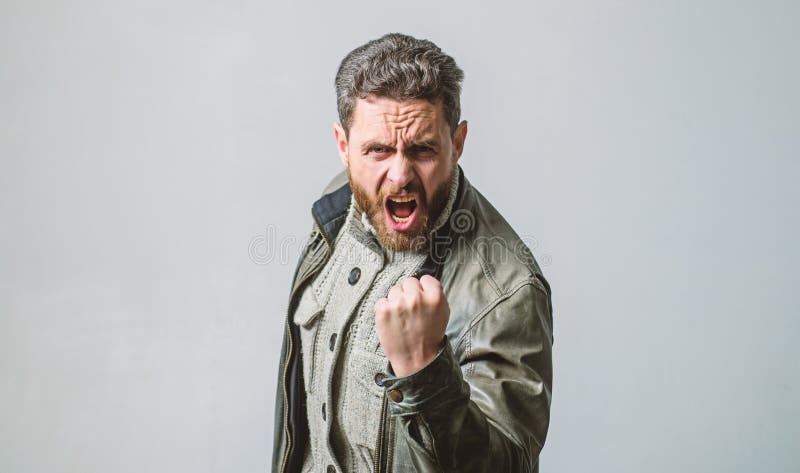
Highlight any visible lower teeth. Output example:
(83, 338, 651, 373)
(391, 214, 410, 223)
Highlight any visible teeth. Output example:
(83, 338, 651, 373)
(389, 196, 415, 203)
(391, 215, 410, 223)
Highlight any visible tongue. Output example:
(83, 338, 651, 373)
(390, 201, 414, 218)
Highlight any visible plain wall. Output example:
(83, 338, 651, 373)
(1, 1, 798, 472)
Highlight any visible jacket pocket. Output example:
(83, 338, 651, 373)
(345, 347, 389, 453)
(294, 287, 324, 395)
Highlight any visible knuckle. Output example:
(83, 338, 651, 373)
(408, 298, 420, 311)
(426, 291, 442, 306)
(408, 292, 423, 309)
(374, 299, 388, 314)
(421, 274, 440, 286)
(388, 298, 402, 311)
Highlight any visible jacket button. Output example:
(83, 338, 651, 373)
(388, 389, 403, 403)
(374, 372, 386, 387)
(321, 402, 326, 421)
(327, 466, 335, 473)
(348, 267, 361, 285)
(329, 333, 337, 351)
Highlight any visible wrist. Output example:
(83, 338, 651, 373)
(390, 354, 435, 377)
(388, 337, 447, 377)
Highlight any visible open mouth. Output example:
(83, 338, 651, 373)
(384, 194, 419, 230)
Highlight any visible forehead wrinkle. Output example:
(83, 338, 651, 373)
(393, 114, 439, 145)
(356, 98, 442, 146)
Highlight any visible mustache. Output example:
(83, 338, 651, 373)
(378, 183, 425, 200)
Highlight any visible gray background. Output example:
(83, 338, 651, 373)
(1, 0, 797, 472)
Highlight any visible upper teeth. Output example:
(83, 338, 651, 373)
(389, 196, 415, 203)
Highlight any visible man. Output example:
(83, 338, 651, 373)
(272, 33, 553, 473)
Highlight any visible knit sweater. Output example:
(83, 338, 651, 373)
(294, 167, 461, 473)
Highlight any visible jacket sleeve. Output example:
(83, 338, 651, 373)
(379, 280, 553, 472)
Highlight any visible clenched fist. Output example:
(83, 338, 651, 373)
(374, 275, 450, 377)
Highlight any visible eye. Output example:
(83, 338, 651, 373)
(411, 145, 437, 159)
(365, 145, 392, 160)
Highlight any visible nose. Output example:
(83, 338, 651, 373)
(385, 154, 415, 191)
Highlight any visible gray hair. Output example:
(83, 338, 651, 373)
(335, 33, 464, 136)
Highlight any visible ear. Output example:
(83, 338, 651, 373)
(333, 122, 349, 167)
(452, 120, 468, 163)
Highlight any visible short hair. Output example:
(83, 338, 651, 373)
(335, 33, 464, 136)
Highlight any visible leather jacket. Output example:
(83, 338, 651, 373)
(272, 166, 554, 472)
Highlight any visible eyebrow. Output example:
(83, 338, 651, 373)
(360, 138, 440, 152)
(409, 139, 439, 149)
(360, 140, 392, 153)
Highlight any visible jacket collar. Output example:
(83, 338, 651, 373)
(311, 179, 352, 243)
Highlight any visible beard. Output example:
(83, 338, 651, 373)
(348, 167, 454, 253)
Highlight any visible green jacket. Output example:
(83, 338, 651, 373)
(272, 166, 554, 472)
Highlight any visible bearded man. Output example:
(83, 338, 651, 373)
(272, 33, 554, 473)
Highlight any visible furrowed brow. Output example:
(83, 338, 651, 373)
(410, 139, 439, 149)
